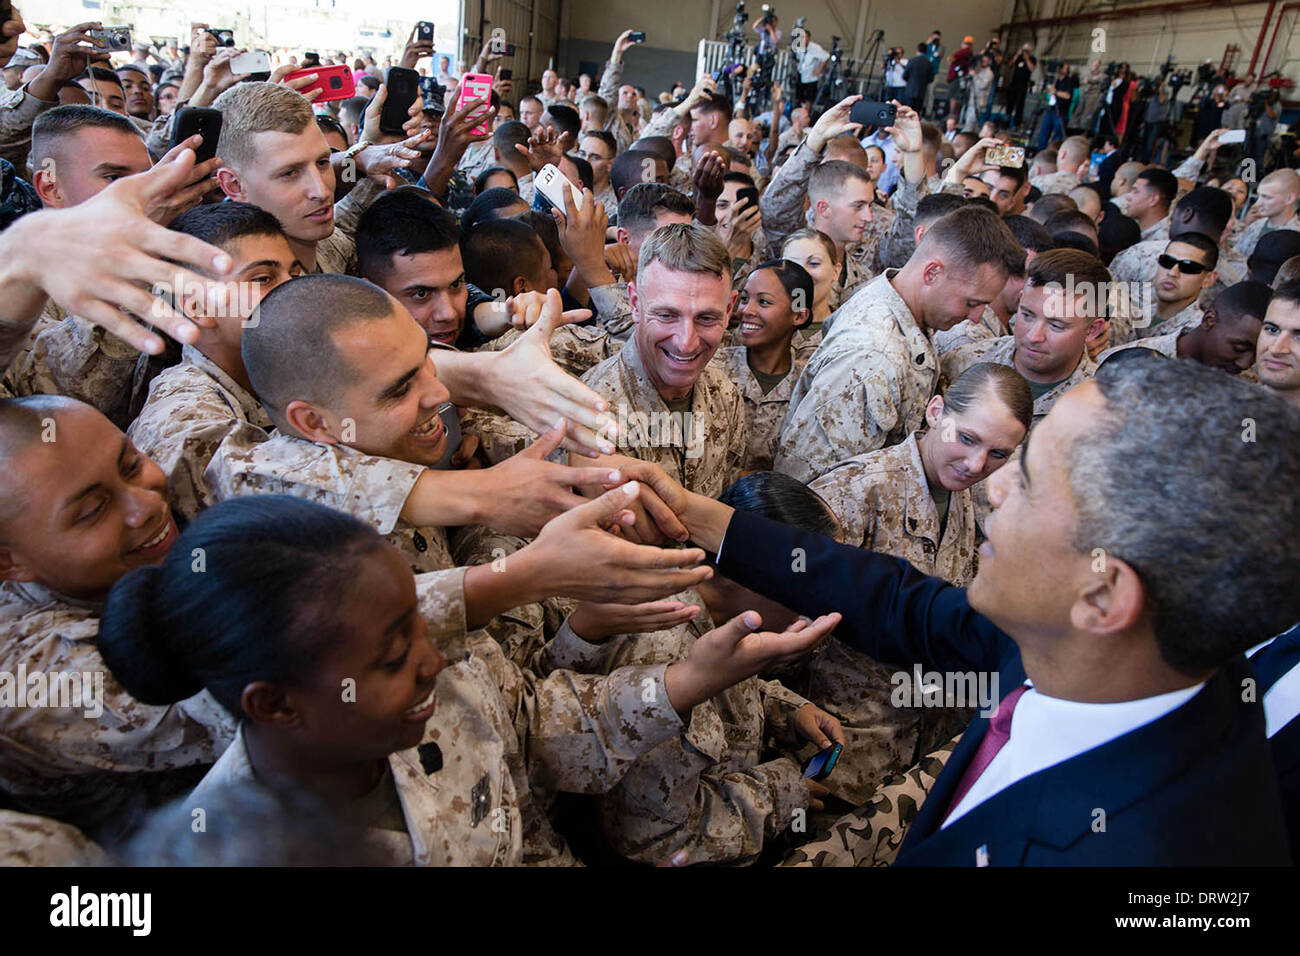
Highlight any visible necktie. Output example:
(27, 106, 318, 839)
(943, 684, 1029, 823)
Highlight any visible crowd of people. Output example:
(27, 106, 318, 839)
(0, 6, 1297, 869)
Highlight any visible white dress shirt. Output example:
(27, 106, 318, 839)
(943, 679, 1205, 827)
(1248, 637, 1300, 737)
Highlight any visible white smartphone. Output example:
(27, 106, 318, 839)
(1218, 128, 1247, 145)
(535, 163, 584, 211)
(230, 50, 271, 76)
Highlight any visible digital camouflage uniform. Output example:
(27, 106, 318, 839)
(127, 345, 272, 521)
(0, 581, 237, 833)
(941, 334, 1097, 429)
(538, 598, 815, 865)
(187, 570, 696, 867)
(581, 334, 748, 498)
(589, 280, 635, 339)
(597, 59, 639, 154)
(1029, 170, 1081, 196)
(759, 141, 895, 310)
(0, 810, 110, 866)
(479, 321, 621, 378)
(779, 734, 961, 866)
(775, 270, 940, 483)
(932, 305, 1007, 355)
(715, 344, 805, 473)
(2, 314, 145, 430)
(0, 82, 57, 171)
(1232, 212, 1300, 259)
(1098, 326, 1184, 362)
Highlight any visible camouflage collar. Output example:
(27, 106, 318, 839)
(181, 344, 272, 430)
(5, 581, 103, 620)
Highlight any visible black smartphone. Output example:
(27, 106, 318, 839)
(416, 21, 435, 43)
(418, 76, 444, 107)
(802, 743, 843, 781)
(381, 66, 420, 135)
(850, 99, 897, 130)
(498, 68, 512, 81)
(430, 402, 464, 469)
(171, 106, 223, 164)
(629, 31, 646, 44)
(736, 185, 760, 215)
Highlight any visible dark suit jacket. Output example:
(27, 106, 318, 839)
(1250, 626, 1300, 863)
(716, 510, 1290, 865)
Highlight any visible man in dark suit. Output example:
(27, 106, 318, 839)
(903, 43, 935, 115)
(616, 353, 1298, 864)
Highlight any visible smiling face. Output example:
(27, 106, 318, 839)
(737, 268, 804, 349)
(325, 306, 452, 466)
(629, 261, 735, 400)
(967, 382, 1101, 639)
(273, 542, 446, 759)
(0, 405, 177, 601)
(1012, 282, 1100, 382)
(222, 126, 337, 245)
(921, 392, 1026, 491)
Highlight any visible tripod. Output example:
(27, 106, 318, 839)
(859, 28, 885, 104)
(812, 36, 844, 113)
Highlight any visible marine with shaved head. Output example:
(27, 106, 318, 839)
(1234, 168, 1300, 258)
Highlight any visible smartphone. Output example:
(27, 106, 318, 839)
(985, 144, 1025, 168)
(381, 66, 420, 135)
(430, 402, 464, 470)
(229, 50, 270, 76)
(1218, 128, 1247, 145)
(416, 21, 435, 43)
(171, 107, 223, 164)
(285, 64, 355, 103)
(418, 76, 444, 107)
(455, 71, 494, 136)
(207, 28, 236, 48)
(535, 163, 584, 211)
(89, 26, 132, 52)
(498, 68, 513, 81)
(850, 99, 897, 130)
(736, 185, 760, 215)
(802, 743, 843, 781)
(629, 31, 646, 44)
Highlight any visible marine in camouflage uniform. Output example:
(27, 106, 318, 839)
(779, 735, 961, 866)
(775, 270, 941, 483)
(0, 580, 237, 833)
(537, 596, 816, 865)
(759, 140, 896, 309)
(127, 345, 273, 521)
(1232, 211, 1300, 258)
(581, 334, 748, 498)
(715, 344, 806, 473)
(941, 334, 1097, 428)
(187, 571, 703, 867)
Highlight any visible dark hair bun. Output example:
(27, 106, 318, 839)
(98, 565, 203, 706)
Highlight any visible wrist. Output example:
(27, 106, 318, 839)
(662, 660, 706, 716)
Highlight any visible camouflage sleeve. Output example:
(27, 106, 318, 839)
(1170, 155, 1203, 181)
(0, 84, 56, 171)
(642, 109, 678, 140)
(205, 436, 424, 534)
(774, 353, 898, 483)
(727, 387, 749, 486)
(143, 107, 179, 161)
(413, 567, 470, 647)
(467, 629, 691, 794)
(758, 141, 819, 248)
(598, 732, 809, 864)
(779, 734, 959, 867)
(757, 678, 813, 750)
(598, 58, 621, 102)
(527, 618, 612, 674)
(332, 177, 382, 242)
(588, 282, 635, 337)
(6, 316, 141, 426)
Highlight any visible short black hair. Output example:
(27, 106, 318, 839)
(473, 164, 519, 195)
(1044, 209, 1098, 239)
(1165, 231, 1220, 270)
(580, 129, 617, 157)
(1136, 167, 1178, 209)
(564, 153, 594, 191)
(1052, 231, 1100, 258)
(611, 149, 662, 197)
(460, 187, 529, 232)
(1002, 214, 1055, 254)
(617, 182, 695, 237)
(995, 164, 1028, 191)
(461, 219, 548, 294)
(1248, 230, 1300, 283)
(915, 192, 967, 228)
(542, 103, 580, 140)
(492, 119, 530, 155)
(1212, 280, 1272, 325)
(1174, 186, 1233, 238)
(356, 189, 460, 283)
(723, 170, 757, 188)
(169, 202, 286, 255)
(80, 65, 124, 88)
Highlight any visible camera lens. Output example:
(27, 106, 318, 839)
(329, 76, 342, 88)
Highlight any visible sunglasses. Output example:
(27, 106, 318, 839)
(1157, 254, 1210, 276)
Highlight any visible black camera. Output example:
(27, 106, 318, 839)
(207, 28, 235, 47)
(759, 4, 776, 25)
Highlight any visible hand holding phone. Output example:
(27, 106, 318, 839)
(284, 64, 355, 103)
(802, 743, 843, 781)
(850, 99, 898, 130)
(985, 144, 1025, 168)
(1218, 128, 1247, 145)
(170, 107, 223, 164)
(536, 163, 584, 212)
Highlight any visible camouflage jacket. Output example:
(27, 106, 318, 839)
(941, 334, 1096, 427)
(932, 306, 1007, 355)
(715, 344, 805, 473)
(1029, 170, 1081, 196)
(128, 345, 272, 521)
(775, 270, 940, 482)
(810, 432, 978, 586)
(206, 432, 454, 574)
(187, 570, 694, 866)
(539, 598, 813, 865)
(0, 82, 56, 172)
(588, 281, 635, 339)
(1233, 212, 1300, 258)
(0, 581, 236, 832)
(581, 335, 747, 498)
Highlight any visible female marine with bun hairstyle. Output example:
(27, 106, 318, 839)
(97, 495, 839, 865)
